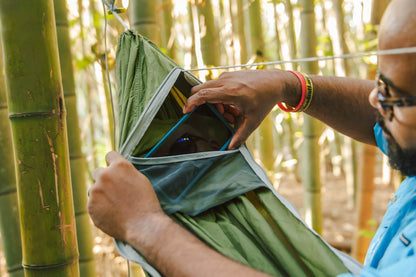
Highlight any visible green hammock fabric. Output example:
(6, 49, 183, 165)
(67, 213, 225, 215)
(116, 30, 178, 151)
(172, 188, 348, 276)
(116, 30, 360, 277)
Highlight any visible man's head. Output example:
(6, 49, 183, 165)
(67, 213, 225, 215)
(369, 0, 416, 176)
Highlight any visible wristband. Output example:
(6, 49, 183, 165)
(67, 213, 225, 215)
(298, 72, 313, 112)
(278, 71, 313, 113)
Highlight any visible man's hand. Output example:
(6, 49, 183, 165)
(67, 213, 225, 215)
(87, 151, 271, 276)
(184, 70, 300, 149)
(87, 151, 164, 242)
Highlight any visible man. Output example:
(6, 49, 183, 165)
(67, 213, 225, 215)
(87, 0, 416, 275)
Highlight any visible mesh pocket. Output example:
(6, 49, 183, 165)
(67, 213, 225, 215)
(134, 151, 265, 215)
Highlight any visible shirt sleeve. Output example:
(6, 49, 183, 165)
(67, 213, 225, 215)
(337, 255, 416, 277)
(374, 124, 388, 155)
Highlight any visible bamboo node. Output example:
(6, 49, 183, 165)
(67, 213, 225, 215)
(8, 111, 60, 119)
(22, 256, 79, 270)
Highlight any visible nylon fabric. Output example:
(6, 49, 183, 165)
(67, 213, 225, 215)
(131, 151, 265, 215)
(116, 30, 177, 149)
(171, 188, 349, 276)
(114, 30, 362, 276)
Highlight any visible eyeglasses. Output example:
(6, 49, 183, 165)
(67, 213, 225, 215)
(377, 70, 416, 121)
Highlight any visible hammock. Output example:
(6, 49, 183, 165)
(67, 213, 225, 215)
(114, 30, 362, 277)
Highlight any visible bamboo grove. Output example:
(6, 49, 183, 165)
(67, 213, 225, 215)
(0, 0, 395, 275)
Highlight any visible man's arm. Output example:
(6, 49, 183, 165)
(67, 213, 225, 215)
(88, 151, 270, 277)
(184, 70, 377, 148)
(303, 74, 377, 145)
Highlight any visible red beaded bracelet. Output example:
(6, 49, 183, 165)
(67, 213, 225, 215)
(278, 70, 307, 112)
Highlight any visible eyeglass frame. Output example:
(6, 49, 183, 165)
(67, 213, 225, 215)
(376, 69, 416, 121)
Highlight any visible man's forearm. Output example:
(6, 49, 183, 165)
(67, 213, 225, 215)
(303, 75, 377, 145)
(126, 213, 270, 277)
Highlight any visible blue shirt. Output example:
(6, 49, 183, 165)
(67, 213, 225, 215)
(339, 124, 416, 276)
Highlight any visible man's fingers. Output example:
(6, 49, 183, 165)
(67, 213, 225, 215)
(224, 105, 240, 117)
(215, 103, 225, 115)
(184, 87, 233, 113)
(223, 112, 236, 124)
(190, 79, 222, 95)
(229, 120, 254, 150)
(90, 167, 106, 197)
(105, 151, 123, 166)
(92, 167, 105, 182)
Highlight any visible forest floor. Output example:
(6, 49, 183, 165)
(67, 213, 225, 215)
(0, 169, 395, 277)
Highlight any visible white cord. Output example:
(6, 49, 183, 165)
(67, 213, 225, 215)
(97, 0, 416, 73)
(101, 0, 117, 150)
(185, 46, 416, 72)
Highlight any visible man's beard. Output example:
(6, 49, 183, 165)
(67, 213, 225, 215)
(377, 113, 416, 176)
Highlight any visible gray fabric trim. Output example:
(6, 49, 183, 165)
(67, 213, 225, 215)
(119, 67, 182, 156)
(115, 240, 161, 277)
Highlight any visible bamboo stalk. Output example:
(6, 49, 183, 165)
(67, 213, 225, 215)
(127, 1, 164, 274)
(236, 0, 248, 64)
(0, 40, 24, 277)
(247, 0, 276, 181)
(272, 0, 284, 65)
(284, 0, 298, 70)
(54, 0, 96, 275)
(0, 1, 79, 276)
(130, 0, 161, 44)
(299, 0, 323, 234)
(161, 0, 176, 60)
(248, 0, 265, 58)
(196, 0, 220, 81)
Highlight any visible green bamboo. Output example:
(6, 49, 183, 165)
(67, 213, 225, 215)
(272, 0, 301, 182)
(0, 41, 24, 277)
(325, 0, 356, 206)
(331, 131, 344, 176)
(54, 0, 96, 275)
(248, 0, 265, 58)
(130, 0, 161, 44)
(282, 0, 300, 180)
(197, 0, 220, 73)
(285, 113, 301, 182)
(128, 1, 165, 275)
(188, 0, 198, 70)
(299, 0, 323, 234)
(229, 0, 247, 65)
(161, 0, 176, 60)
(272, 0, 284, 64)
(332, 0, 351, 76)
(318, 1, 336, 76)
(89, 0, 107, 165)
(88, 0, 116, 151)
(101, 71, 116, 150)
(0, 1, 79, 276)
(284, 0, 298, 70)
(236, 0, 248, 64)
(248, 0, 275, 181)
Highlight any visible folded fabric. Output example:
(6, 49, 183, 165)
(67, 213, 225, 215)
(115, 30, 362, 277)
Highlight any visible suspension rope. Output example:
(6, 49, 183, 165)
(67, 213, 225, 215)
(101, 0, 130, 30)
(100, 1, 129, 273)
(98, 0, 416, 73)
(102, 0, 119, 150)
(186, 46, 416, 72)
